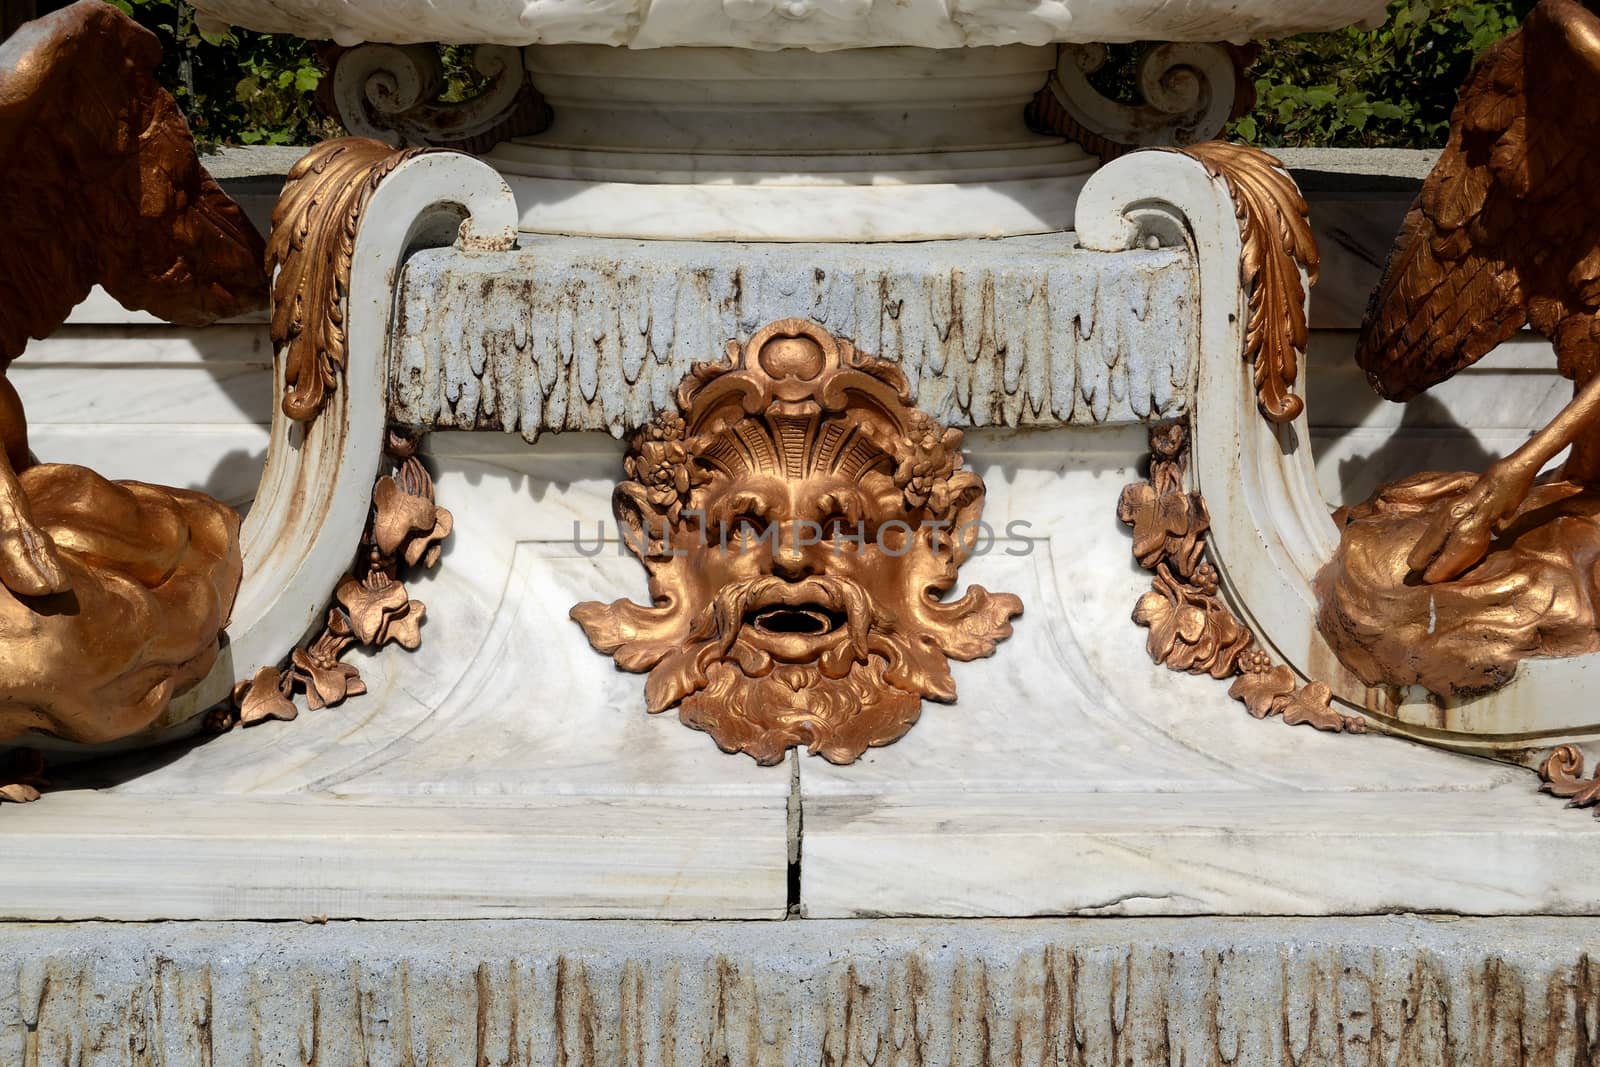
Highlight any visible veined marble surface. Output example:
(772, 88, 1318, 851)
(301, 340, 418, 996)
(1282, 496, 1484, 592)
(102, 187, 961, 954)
(5, 427, 1596, 921)
(390, 236, 1195, 438)
(485, 45, 1100, 241)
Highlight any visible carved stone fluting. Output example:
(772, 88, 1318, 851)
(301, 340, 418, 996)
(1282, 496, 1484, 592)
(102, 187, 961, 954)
(223, 432, 450, 728)
(327, 44, 551, 155)
(1120, 422, 1365, 734)
(268, 138, 434, 423)
(1027, 43, 1254, 163)
(572, 318, 1022, 765)
(1173, 141, 1319, 425)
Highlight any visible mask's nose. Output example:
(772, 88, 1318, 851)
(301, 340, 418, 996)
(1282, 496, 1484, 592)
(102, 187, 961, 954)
(772, 523, 819, 581)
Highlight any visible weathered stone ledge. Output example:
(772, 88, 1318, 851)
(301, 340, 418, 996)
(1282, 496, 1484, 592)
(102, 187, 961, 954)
(389, 236, 1196, 437)
(4, 916, 1598, 1065)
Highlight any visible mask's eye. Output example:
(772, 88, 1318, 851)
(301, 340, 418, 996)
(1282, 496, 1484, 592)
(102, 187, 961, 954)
(727, 515, 768, 544)
(820, 515, 864, 544)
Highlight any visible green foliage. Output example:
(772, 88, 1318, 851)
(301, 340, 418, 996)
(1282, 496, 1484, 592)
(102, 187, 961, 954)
(1229, 0, 1534, 147)
(101, 0, 341, 150)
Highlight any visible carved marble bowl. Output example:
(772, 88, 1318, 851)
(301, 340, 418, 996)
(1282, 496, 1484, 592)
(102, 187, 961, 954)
(192, 0, 1387, 240)
(189, 0, 1388, 51)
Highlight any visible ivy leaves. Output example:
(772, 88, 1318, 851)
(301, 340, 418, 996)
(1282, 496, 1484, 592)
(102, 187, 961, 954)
(1228, 0, 1532, 148)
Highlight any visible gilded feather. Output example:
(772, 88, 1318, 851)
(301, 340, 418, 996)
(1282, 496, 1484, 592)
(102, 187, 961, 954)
(0, 1, 267, 368)
(1356, 0, 1600, 400)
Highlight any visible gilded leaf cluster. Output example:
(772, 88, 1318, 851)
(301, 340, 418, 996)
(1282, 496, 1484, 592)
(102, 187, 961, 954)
(1122, 422, 1364, 733)
(224, 435, 449, 728)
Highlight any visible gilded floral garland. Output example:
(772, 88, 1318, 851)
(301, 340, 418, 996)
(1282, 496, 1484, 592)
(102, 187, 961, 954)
(1120, 421, 1365, 733)
(223, 430, 449, 727)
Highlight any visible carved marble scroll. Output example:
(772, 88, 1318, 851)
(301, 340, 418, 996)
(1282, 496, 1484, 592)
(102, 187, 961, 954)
(1080, 136, 1600, 788)
(112, 147, 516, 746)
(572, 319, 1022, 765)
(1027, 43, 1255, 163)
(327, 44, 551, 154)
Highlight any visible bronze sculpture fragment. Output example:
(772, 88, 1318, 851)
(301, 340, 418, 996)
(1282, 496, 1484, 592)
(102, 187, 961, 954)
(572, 319, 1022, 765)
(0, 2, 265, 769)
(1318, 0, 1600, 696)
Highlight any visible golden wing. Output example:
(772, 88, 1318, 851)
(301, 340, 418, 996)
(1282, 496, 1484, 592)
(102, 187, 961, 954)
(1355, 0, 1600, 400)
(0, 1, 267, 368)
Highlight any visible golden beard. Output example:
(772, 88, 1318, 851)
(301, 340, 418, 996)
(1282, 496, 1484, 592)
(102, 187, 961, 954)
(680, 657, 922, 765)
(670, 574, 922, 764)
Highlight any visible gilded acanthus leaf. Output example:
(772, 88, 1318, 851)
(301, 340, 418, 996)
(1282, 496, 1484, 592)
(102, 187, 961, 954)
(266, 138, 432, 423)
(1174, 142, 1320, 424)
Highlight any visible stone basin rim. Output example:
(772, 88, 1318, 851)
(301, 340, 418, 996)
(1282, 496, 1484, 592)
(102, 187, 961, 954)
(189, 0, 1392, 51)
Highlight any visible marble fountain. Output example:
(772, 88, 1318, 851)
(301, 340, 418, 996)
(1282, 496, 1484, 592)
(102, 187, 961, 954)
(7, 0, 1600, 1060)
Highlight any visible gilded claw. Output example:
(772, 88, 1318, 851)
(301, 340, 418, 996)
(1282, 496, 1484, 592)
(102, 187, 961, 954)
(0, 511, 68, 597)
(1406, 465, 1531, 584)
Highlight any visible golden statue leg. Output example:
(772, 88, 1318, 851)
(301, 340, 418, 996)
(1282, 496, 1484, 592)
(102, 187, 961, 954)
(1408, 369, 1600, 583)
(1560, 376, 1600, 485)
(0, 373, 67, 597)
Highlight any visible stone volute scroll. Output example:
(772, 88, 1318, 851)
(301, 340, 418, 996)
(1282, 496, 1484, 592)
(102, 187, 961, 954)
(0, 1, 264, 787)
(571, 319, 1023, 765)
(325, 44, 552, 154)
(192, 136, 517, 734)
(1026, 43, 1257, 163)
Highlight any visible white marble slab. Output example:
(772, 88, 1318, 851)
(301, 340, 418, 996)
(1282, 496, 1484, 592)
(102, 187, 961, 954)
(796, 426, 1600, 917)
(1307, 331, 1570, 507)
(9, 293, 1594, 921)
(0, 433, 790, 920)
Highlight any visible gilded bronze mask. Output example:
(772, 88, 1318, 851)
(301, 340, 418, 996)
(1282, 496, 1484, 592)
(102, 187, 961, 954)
(572, 319, 1022, 765)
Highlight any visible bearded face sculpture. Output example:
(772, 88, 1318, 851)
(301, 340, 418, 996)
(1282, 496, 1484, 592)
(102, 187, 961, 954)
(571, 319, 1022, 765)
